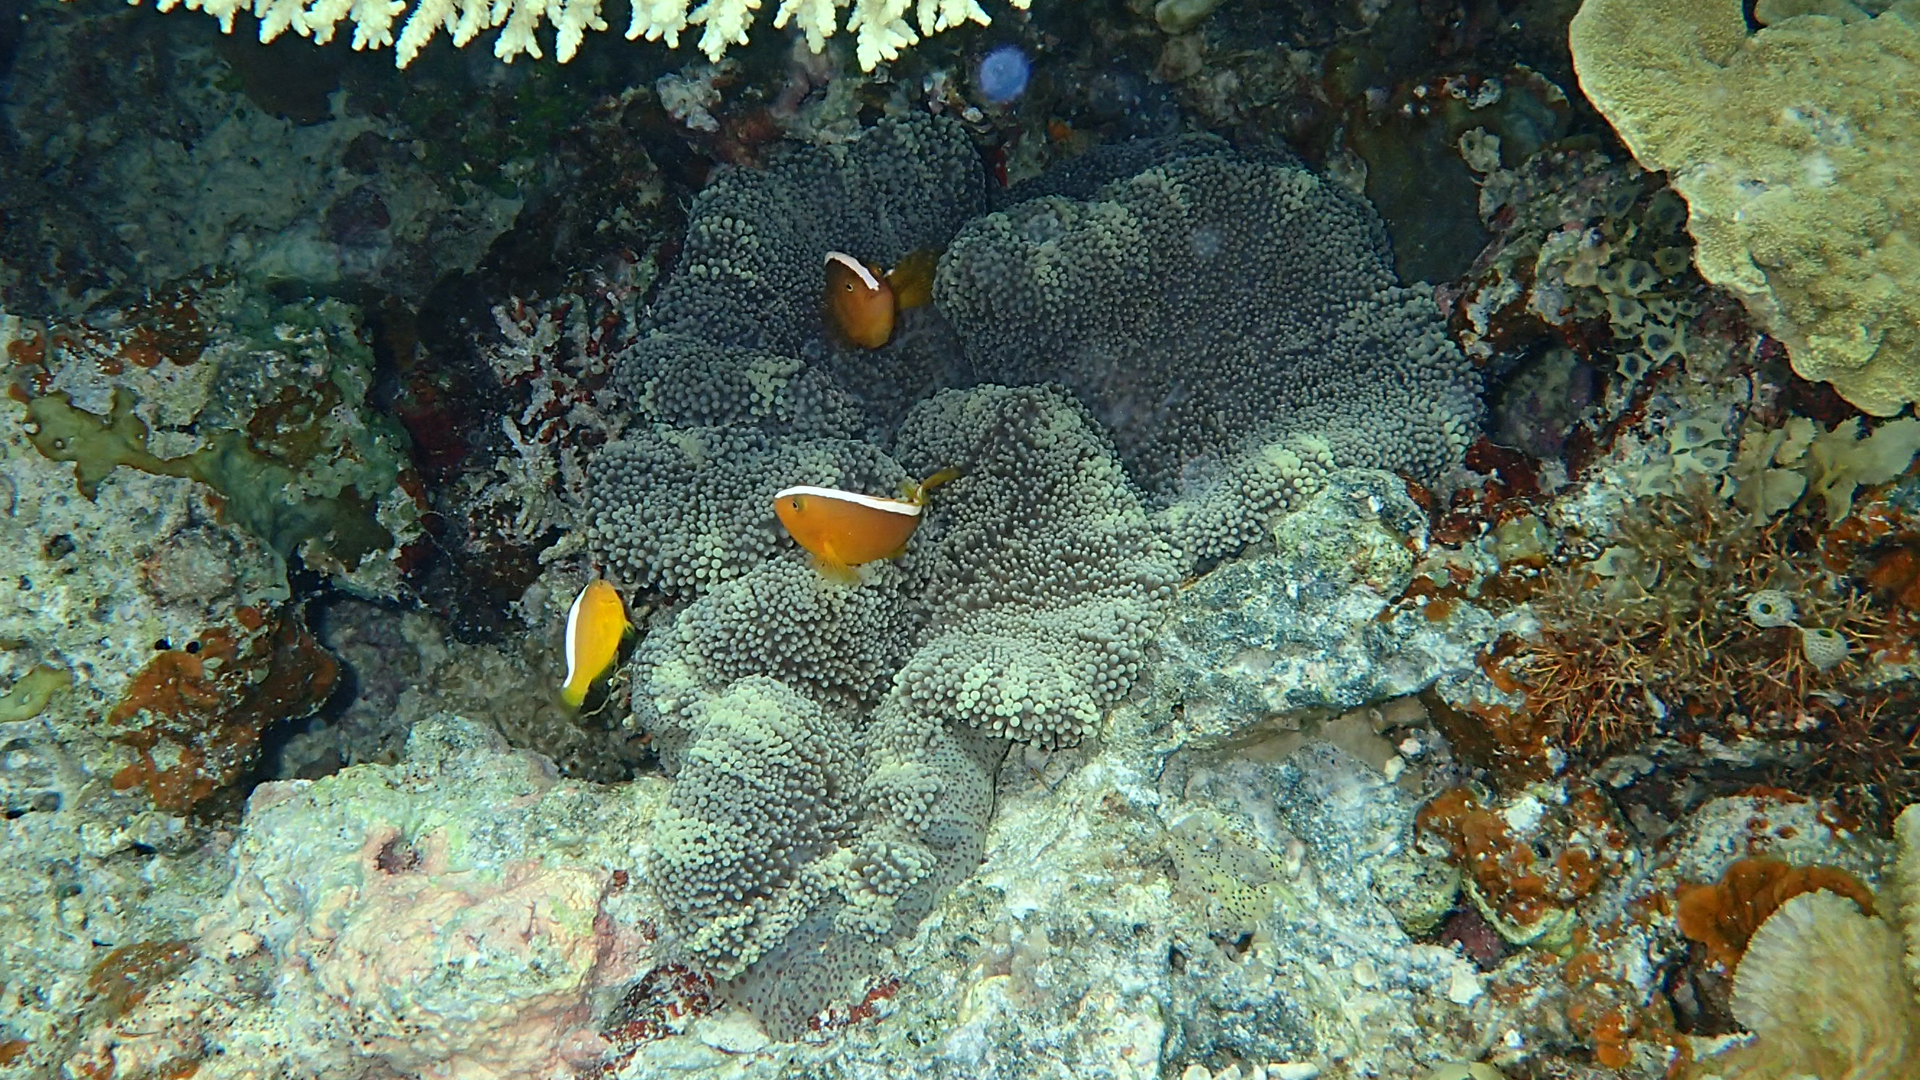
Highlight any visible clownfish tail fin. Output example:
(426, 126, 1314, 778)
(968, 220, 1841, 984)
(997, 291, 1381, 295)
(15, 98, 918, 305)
(906, 466, 962, 506)
(885, 249, 941, 311)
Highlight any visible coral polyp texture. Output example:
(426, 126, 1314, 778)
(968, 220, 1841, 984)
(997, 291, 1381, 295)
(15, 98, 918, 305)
(1570, 0, 1920, 415)
(937, 138, 1481, 561)
(89, 0, 1034, 69)
(938, 145, 1462, 487)
(573, 114, 1481, 1034)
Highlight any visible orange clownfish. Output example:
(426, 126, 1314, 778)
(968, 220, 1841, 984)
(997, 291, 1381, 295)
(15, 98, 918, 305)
(823, 249, 939, 350)
(774, 468, 960, 581)
(561, 579, 633, 709)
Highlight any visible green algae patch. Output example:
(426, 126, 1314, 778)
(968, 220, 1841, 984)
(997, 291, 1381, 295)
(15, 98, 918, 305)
(25, 389, 192, 497)
(22, 387, 392, 567)
(15, 291, 420, 599)
(189, 430, 394, 569)
(0, 664, 71, 723)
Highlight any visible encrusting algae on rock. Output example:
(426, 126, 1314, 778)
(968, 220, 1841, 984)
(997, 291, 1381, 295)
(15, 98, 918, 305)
(1678, 806, 1920, 1079)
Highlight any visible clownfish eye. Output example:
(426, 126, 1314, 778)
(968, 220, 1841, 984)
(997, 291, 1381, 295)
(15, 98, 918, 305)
(844, 282, 855, 292)
(790, 498, 803, 509)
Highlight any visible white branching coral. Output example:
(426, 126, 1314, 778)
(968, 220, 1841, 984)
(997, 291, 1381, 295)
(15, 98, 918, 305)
(99, 0, 1027, 69)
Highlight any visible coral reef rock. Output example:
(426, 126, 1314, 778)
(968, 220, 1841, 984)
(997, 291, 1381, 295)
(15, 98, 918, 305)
(64, 716, 657, 1080)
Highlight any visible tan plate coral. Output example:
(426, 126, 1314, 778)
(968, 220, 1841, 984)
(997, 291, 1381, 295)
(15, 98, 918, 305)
(1570, 0, 1920, 415)
(1685, 804, 1920, 1078)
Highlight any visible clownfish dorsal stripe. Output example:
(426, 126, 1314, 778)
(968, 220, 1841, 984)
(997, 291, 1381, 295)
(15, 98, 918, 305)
(824, 250, 883, 292)
(563, 585, 590, 678)
(772, 484, 922, 516)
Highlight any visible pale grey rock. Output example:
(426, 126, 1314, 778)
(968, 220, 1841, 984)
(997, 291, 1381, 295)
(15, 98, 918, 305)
(1270, 741, 1462, 936)
(0, 290, 442, 1074)
(1133, 470, 1515, 749)
(0, 316, 296, 1071)
(0, 416, 286, 709)
(1661, 792, 1885, 888)
(0, 783, 227, 1068)
(613, 748, 1487, 1079)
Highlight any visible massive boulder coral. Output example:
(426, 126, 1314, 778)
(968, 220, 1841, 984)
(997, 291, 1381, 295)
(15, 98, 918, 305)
(1570, 0, 1920, 415)
(62, 716, 651, 1080)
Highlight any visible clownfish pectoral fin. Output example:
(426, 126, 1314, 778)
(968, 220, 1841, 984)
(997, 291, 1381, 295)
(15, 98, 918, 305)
(807, 555, 863, 586)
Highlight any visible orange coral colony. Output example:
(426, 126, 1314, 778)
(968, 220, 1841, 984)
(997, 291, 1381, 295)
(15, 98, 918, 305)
(1675, 855, 1875, 971)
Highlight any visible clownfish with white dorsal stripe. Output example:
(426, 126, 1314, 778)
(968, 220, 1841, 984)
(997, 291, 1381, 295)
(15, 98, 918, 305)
(560, 579, 633, 709)
(823, 249, 939, 350)
(774, 468, 960, 582)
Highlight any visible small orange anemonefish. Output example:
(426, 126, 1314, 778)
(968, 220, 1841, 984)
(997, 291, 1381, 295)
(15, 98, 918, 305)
(823, 249, 939, 350)
(561, 579, 633, 709)
(774, 468, 960, 581)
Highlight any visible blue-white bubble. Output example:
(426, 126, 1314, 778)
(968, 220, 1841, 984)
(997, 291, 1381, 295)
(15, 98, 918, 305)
(976, 44, 1031, 106)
